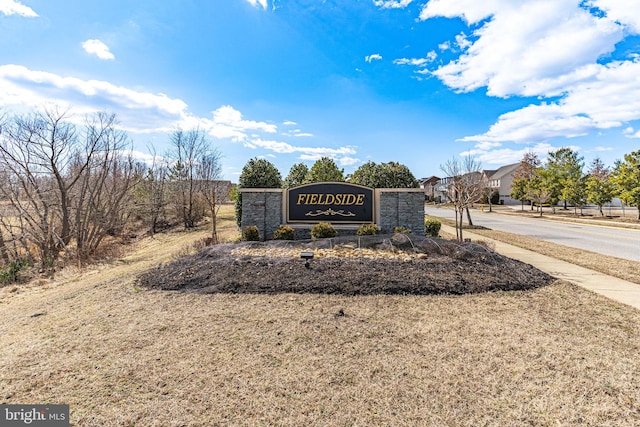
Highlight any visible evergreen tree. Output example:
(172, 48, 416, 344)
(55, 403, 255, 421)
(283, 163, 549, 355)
(611, 150, 640, 220)
(349, 161, 418, 188)
(510, 152, 541, 211)
(305, 157, 344, 183)
(543, 148, 584, 212)
(585, 158, 615, 216)
(282, 163, 309, 188)
(348, 161, 379, 188)
(235, 158, 282, 226)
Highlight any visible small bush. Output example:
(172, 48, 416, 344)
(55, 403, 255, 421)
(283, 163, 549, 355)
(424, 218, 441, 237)
(273, 225, 295, 240)
(311, 222, 337, 239)
(356, 223, 380, 236)
(393, 226, 412, 234)
(242, 225, 260, 241)
(0, 258, 30, 283)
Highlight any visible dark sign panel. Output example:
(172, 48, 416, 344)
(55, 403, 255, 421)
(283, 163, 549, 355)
(287, 182, 374, 223)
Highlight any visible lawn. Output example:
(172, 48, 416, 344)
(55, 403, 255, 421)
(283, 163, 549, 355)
(1, 206, 640, 426)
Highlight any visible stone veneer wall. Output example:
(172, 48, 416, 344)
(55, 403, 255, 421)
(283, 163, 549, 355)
(377, 189, 425, 236)
(240, 189, 283, 241)
(239, 188, 425, 240)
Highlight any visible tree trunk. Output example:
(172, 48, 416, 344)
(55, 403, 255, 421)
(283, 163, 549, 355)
(454, 206, 460, 241)
(0, 228, 9, 265)
(465, 206, 474, 227)
(210, 203, 218, 245)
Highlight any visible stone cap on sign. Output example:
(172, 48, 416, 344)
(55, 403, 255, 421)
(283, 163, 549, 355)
(238, 188, 285, 192)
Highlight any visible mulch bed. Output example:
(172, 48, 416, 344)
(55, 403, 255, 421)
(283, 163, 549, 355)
(137, 235, 554, 295)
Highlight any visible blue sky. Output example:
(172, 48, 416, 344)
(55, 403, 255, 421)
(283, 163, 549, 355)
(1, 0, 640, 181)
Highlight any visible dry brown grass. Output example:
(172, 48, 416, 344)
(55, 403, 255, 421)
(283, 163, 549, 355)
(468, 228, 640, 285)
(2, 206, 640, 426)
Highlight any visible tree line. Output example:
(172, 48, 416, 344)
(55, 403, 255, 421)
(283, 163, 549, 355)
(0, 108, 227, 276)
(510, 148, 640, 219)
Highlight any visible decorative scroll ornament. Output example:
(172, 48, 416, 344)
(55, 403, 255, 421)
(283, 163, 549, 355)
(305, 208, 356, 217)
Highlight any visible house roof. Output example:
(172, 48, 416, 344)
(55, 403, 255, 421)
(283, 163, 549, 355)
(484, 163, 520, 180)
(420, 176, 440, 184)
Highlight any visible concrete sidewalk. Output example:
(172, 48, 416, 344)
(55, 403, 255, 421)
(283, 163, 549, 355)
(441, 224, 640, 311)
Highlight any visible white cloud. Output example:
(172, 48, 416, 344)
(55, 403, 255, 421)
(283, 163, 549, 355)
(0, 66, 348, 164)
(244, 138, 359, 168)
(365, 53, 383, 63)
(460, 142, 560, 166)
(82, 39, 115, 61)
(394, 52, 438, 68)
(245, 138, 355, 157)
(438, 41, 451, 51)
(207, 105, 277, 141)
(0, 64, 188, 132)
(283, 120, 297, 126)
(419, 0, 501, 24)
(419, 0, 640, 146)
(282, 128, 313, 137)
(338, 157, 361, 166)
(460, 59, 640, 144)
(423, 1, 623, 97)
(623, 127, 640, 138)
(589, 0, 640, 34)
(246, 0, 267, 10)
(0, 0, 37, 17)
(0, 65, 282, 142)
(373, 0, 413, 9)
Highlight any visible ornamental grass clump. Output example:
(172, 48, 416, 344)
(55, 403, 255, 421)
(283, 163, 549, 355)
(311, 222, 337, 239)
(356, 223, 380, 236)
(393, 226, 412, 234)
(273, 225, 295, 240)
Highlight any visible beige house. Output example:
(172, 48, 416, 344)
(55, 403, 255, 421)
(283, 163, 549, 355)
(482, 163, 520, 205)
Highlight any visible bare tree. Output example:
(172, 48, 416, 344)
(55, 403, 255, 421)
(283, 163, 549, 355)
(0, 108, 139, 270)
(197, 151, 228, 244)
(440, 155, 483, 241)
(168, 129, 209, 229)
(71, 120, 142, 261)
(0, 108, 79, 269)
(132, 146, 170, 235)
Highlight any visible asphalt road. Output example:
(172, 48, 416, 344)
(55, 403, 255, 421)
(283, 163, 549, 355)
(424, 206, 640, 262)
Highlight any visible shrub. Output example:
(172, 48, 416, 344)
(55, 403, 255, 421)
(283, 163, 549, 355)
(393, 226, 412, 234)
(356, 223, 380, 236)
(242, 225, 260, 241)
(0, 258, 30, 283)
(424, 218, 441, 237)
(311, 222, 337, 239)
(273, 225, 295, 240)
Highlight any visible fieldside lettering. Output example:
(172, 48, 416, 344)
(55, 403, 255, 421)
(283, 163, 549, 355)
(296, 193, 365, 206)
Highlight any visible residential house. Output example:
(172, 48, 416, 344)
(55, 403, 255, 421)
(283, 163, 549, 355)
(482, 163, 520, 205)
(419, 176, 440, 201)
